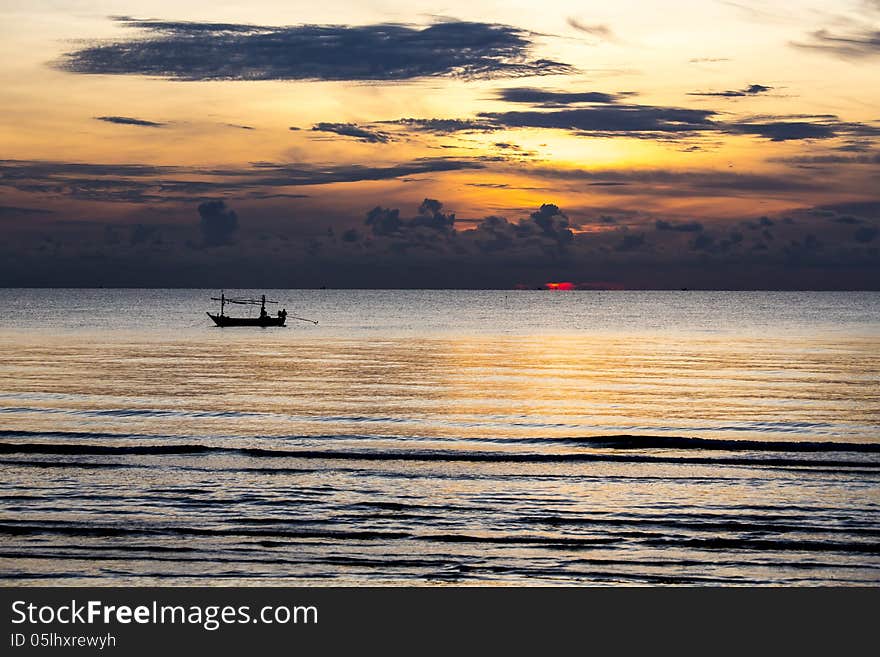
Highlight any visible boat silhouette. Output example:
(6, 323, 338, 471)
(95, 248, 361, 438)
(207, 293, 287, 327)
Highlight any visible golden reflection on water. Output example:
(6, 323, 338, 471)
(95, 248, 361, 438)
(1, 330, 878, 444)
(3, 291, 879, 586)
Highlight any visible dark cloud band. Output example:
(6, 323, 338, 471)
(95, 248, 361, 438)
(392, 100, 878, 142)
(478, 106, 718, 136)
(311, 123, 392, 143)
(688, 84, 772, 97)
(380, 118, 502, 134)
(495, 87, 622, 105)
(0, 158, 485, 203)
(58, 18, 573, 81)
(95, 116, 165, 127)
(792, 28, 880, 59)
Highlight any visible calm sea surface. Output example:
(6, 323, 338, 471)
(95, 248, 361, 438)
(1, 289, 878, 585)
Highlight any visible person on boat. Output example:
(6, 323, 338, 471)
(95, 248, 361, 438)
(279, 309, 287, 322)
(260, 307, 268, 319)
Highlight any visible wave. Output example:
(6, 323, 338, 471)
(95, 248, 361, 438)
(0, 522, 409, 541)
(550, 435, 880, 453)
(0, 443, 213, 455)
(3, 521, 877, 557)
(0, 407, 872, 441)
(2, 428, 877, 453)
(1, 441, 878, 471)
(523, 514, 880, 537)
(0, 406, 263, 419)
(643, 537, 880, 554)
(0, 429, 180, 440)
(0, 458, 148, 469)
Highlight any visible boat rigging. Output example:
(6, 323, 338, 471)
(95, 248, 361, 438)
(207, 292, 318, 327)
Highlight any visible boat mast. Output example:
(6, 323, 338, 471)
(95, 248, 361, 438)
(261, 294, 266, 316)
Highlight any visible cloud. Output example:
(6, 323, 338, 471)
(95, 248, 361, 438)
(381, 118, 501, 134)
(198, 200, 238, 246)
(690, 233, 715, 250)
(358, 199, 575, 258)
(479, 105, 717, 136)
(615, 233, 646, 251)
(814, 201, 880, 219)
(255, 158, 486, 186)
(655, 219, 704, 232)
(5, 195, 880, 289)
(94, 116, 166, 127)
(365, 206, 402, 236)
(720, 1, 789, 23)
(311, 122, 392, 143)
(854, 226, 878, 242)
(480, 91, 719, 138)
(566, 18, 618, 42)
(525, 204, 573, 242)
(0, 204, 54, 216)
(465, 182, 548, 191)
(386, 94, 877, 142)
(518, 164, 818, 195)
(365, 198, 456, 237)
(725, 121, 837, 141)
(469, 215, 516, 253)
(725, 114, 880, 141)
(495, 87, 622, 105)
(129, 223, 162, 245)
(341, 228, 361, 242)
(792, 28, 880, 59)
(774, 151, 880, 165)
(836, 140, 875, 152)
(59, 18, 574, 81)
(688, 84, 772, 97)
(0, 157, 486, 203)
(413, 198, 456, 231)
(468, 203, 573, 255)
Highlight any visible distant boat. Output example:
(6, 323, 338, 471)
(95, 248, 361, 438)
(207, 292, 288, 327)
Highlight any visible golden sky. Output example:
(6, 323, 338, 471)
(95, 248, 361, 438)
(1, 1, 878, 287)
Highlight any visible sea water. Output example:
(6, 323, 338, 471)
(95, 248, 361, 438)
(1, 289, 878, 584)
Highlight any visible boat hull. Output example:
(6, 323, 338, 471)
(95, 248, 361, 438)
(207, 313, 286, 327)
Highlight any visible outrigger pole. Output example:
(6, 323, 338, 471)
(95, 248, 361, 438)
(289, 315, 319, 325)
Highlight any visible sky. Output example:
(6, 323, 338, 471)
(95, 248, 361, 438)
(1, 0, 879, 288)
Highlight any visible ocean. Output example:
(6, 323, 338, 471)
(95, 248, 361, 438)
(1, 289, 878, 585)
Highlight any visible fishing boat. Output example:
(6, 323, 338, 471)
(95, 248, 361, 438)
(207, 292, 319, 327)
(207, 293, 286, 327)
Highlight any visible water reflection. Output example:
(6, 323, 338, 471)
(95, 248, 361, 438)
(1, 331, 878, 443)
(1, 290, 878, 585)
